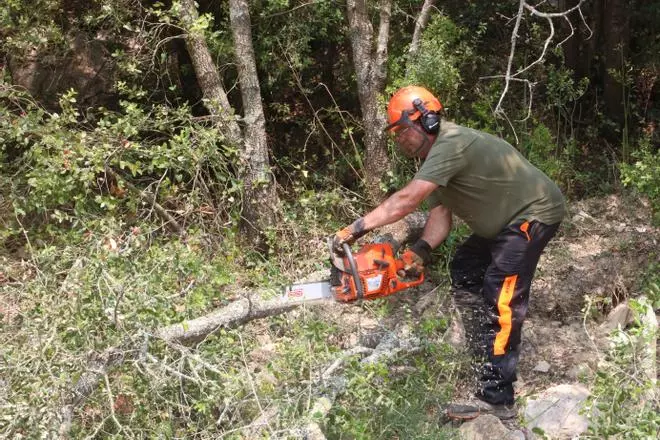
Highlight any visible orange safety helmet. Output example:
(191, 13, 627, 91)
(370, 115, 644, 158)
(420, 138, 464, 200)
(386, 86, 443, 134)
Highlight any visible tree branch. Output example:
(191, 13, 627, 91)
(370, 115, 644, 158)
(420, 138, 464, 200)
(104, 167, 186, 236)
(488, 0, 589, 117)
(408, 0, 437, 61)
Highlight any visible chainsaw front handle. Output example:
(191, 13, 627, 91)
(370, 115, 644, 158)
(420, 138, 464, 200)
(343, 242, 365, 301)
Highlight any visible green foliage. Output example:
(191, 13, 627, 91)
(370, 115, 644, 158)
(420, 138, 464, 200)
(325, 339, 460, 440)
(583, 298, 660, 439)
(0, 85, 242, 236)
(620, 135, 660, 224)
(391, 13, 474, 110)
(638, 260, 660, 311)
(0, 0, 64, 53)
(0, 229, 242, 436)
(522, 123, 567, 183)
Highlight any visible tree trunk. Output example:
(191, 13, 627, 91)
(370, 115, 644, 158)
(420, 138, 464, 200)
(346, 0, 392, 204)
(559, 0, 583, 78)
(178, 0, 278, 249)
(408, 0, 436, 62)
(601, 0, 631, 125)
(178, 0, 242, 146)
(229, 0, 279, 249)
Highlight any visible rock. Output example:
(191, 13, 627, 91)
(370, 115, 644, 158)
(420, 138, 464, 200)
(567, 363, 592, 381)
(458, 414, 521, 440)
(533, 361, 551, 373)
(598, 302, 633, 335)
(524, 384, 591, 439)
(635, 297, 657, 403)
(508, 431, 526, 440)
(444, 312, 467, 349)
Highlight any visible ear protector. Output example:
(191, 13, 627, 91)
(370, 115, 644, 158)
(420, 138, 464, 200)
(412, 98, 440, 134)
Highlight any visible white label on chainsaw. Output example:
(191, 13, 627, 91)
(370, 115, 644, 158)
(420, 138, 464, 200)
(366, 274, 383, 292)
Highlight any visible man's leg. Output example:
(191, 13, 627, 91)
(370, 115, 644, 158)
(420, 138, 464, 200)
(448, 234, 492, 349)
(479, 221, 560, 405)
(450, 234, 492, 294)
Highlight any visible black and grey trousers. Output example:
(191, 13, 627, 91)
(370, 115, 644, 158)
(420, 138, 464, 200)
(450, 219, 560, 405)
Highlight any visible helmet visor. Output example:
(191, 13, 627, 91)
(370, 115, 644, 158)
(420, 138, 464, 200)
(387, 117, 431, 158)
(384, 108, 417, 133)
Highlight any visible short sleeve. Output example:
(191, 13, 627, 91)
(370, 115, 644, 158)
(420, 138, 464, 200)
(426, 189, 444, 209)
(414, 136, 467, 187)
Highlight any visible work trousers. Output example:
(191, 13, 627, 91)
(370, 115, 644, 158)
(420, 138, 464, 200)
(450, 220, 560, 405)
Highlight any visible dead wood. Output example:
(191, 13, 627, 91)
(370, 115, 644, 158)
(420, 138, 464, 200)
(56, 212, 428, 435)
(58, 344, 134, 438)
(301, 327, 422, 439)
(155, 296, 310, 344)
(105, 167, 186, 236)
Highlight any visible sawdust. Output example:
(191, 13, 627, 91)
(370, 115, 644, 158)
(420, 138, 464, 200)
(288, 193, 659, 430)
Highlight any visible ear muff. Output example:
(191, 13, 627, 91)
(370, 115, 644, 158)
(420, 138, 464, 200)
(412, 98, 440, 134)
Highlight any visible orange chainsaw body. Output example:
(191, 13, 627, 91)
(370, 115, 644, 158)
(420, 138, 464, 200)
(331, 242, 424, 302)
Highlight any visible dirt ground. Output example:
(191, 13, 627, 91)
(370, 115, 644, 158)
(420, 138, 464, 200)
(518, 194, 659, 392)
(297, 193, 659, 432)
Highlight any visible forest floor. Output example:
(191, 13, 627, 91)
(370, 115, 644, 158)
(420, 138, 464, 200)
(0, 192, 657, 439)
(281, 192, 659, 437)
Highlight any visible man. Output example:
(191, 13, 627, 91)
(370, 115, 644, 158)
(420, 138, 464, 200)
(332, 85, 566, 419)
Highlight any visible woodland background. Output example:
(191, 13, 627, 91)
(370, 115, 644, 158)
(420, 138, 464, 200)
(0, 0, 658, 438)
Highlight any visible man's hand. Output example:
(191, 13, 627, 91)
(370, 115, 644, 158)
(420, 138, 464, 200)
(332, 218, 368, 254)
(400, 239, 432, 275)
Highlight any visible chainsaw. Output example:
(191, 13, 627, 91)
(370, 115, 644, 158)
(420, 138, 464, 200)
(282, 239, 425, 303)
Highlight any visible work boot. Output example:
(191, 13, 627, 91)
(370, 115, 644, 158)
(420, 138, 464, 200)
(445, 396, 518, 421)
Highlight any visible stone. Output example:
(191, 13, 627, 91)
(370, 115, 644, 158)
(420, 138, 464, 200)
(508, 431, 526, 440)
(458, 414, 521, 440)
(524, 384, 591, 439)
(567, 363, 592, 381)
(533, 360, 551, 373)
(598, 302, 633, 335)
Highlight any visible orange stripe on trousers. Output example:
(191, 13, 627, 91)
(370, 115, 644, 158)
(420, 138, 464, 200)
(494, 274, 518, 355)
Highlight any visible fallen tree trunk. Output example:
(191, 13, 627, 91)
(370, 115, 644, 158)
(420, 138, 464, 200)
(155, 295, 311, 344)
(56, 212, 428, 435)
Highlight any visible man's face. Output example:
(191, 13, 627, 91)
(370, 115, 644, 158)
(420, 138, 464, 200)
(393, 124, 432, 158)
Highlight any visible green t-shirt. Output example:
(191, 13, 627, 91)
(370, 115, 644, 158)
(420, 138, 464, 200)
(415, 122, 566, 238)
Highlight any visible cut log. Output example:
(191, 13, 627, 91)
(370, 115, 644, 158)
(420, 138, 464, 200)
(56, 211, 428, 435)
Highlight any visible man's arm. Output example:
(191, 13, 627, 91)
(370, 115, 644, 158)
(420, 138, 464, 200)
(420, 204, 452, 248)
(361, 179, 438, 231)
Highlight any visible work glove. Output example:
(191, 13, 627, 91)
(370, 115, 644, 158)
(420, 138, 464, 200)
(332, 218, 368, 254)
(400, 239, 432, 276)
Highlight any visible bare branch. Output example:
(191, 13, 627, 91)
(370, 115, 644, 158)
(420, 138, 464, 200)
(373, 0, 392, 90)
(494, 0, 526, 115)
(408, 0, 437, 60)
(490, 0, 589, 117)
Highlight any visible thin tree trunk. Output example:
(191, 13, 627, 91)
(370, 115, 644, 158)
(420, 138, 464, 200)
(229, 0, 279, 248)
(408, 0, 436, 62)
(602, 0, 630, 126)
(178, 0, 242, 145)
(560, 0, 582, 78)
(346, 0, 392, 204)
(178, 0, 278, 249)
